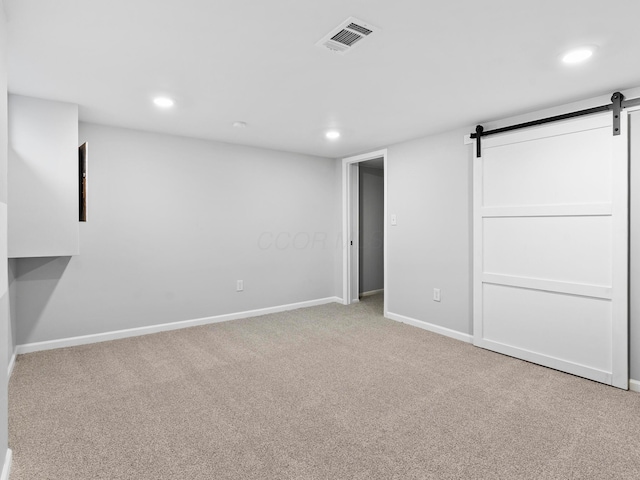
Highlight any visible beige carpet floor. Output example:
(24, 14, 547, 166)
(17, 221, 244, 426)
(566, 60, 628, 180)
(9, 294, 640, 479)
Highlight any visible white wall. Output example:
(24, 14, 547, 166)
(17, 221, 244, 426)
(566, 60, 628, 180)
(8, 95, 79, 258)
(13, 123, 340, 345)
(0, 0, 10, 471)
(385, 129, 473, 334)
(358, 165, 384, 294)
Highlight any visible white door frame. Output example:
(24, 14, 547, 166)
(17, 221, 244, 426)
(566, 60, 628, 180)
(342, 148, 388, 316)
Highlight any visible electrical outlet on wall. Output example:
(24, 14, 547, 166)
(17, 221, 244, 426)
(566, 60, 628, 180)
(237, 280, 244, 292)
(433, 288, 441, 302)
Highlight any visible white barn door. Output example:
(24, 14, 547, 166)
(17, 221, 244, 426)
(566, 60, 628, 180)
(473, 112, 629, 389)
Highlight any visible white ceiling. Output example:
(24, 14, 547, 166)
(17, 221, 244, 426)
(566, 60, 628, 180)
(5, 0, 640, 158)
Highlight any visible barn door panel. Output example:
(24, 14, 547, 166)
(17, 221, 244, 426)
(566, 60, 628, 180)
(473, 113, 628, 389)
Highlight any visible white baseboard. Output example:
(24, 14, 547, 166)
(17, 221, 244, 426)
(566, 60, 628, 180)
(385, 311, 473, 344)
(630, 379, 640, 393)
(7, 350, 16, 381)
(16, 296, 342, 355)
(360, 289, 383, 297)
(1, 449, 12, 480)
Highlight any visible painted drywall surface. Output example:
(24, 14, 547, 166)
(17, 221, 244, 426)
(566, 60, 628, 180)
(359, 165, 384, 294)
(333, 158, 344, 300)
(14, 123, 338, 344)
(630, 111, 640, 382)
(8, 94, 79, 257)
(386, 128, 473, 334)
(0, 0, 9, 461)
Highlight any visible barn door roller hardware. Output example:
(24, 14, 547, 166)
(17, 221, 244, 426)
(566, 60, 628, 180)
(612, 92, 622, 135)
(470, 92, 640, 157)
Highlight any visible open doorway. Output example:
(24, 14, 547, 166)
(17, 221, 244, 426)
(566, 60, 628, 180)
(359, 158, 384, 300)
(341, 149, 387, 316)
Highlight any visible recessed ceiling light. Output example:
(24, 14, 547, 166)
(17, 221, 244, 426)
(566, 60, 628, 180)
(326, 130, 341, 140)
(233, 121, 247, 128)
(561, 47, 595, 65)
(153, 96, 175, 108)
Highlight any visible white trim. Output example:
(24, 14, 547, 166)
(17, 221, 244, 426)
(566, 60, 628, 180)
(475, 337, 612, 385)
(341, 148, 388, 317)
(360, 289, 384, 297)
(7, 350, 16, 380)
(349, 163, 360, 303)
(482, 203, 612, 218)
(626, 104, 640, 393)
(482, 273, 612, 300)
(482, 113, 611, 149)
(1, 449, 11, 480)
(472, 134, 484, 345)
(16, 297, 342, 354)
(341, 161, 349, 306)
(342, 149, 388, 165)
(629, 105, 640, 394)
(386, 311, 473, 344)
(625, 104, 640, 114)
(383, 153, 388, 318)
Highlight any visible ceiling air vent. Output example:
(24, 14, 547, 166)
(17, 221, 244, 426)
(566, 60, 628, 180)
(316, 17, 380, 55)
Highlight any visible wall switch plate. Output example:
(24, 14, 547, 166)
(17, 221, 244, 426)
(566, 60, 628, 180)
(391, 214, 397, 226)
(433, 288, 441, 302)
(237, 280, 244, 292)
